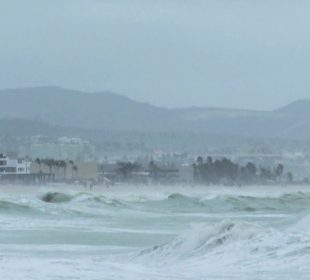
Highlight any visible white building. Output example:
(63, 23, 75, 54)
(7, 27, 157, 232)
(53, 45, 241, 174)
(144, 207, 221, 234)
(0, 154, 31, 175)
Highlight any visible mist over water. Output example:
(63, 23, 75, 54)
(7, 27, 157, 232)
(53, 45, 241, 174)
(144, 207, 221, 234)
(0, 185, 310, 279)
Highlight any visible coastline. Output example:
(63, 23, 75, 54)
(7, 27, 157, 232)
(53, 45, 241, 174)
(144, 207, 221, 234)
(0, 183, 310, 199)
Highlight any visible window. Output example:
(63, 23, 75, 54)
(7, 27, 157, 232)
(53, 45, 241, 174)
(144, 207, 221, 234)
(0, 167, 16, 173)
(2, 167, 17, 173)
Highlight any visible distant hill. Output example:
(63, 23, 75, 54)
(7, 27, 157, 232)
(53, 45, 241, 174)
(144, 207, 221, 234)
(0, 118, 58, 137)
(0, 118, 95, 138)
(0, 87, 310, 140)
(276, 99, 310, 115)
(0, 87, 172, 131)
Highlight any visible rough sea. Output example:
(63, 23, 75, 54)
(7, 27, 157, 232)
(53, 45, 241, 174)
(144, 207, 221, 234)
(0, 185, 309, 279)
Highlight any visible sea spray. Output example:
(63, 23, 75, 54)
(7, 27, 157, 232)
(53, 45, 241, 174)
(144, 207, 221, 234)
(0, 185, 310, 279)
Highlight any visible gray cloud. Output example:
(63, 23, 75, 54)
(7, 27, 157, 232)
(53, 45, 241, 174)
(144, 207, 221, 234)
(0, 0, 309, 110)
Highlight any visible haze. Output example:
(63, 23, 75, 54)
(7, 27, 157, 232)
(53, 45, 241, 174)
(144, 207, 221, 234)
(1, 0, 310, 110)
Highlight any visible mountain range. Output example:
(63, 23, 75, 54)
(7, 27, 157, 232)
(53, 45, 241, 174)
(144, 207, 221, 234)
(1, 86, 310, 140)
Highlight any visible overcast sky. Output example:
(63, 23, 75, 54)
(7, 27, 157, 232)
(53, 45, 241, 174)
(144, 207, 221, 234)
(1, 0, 310, 110)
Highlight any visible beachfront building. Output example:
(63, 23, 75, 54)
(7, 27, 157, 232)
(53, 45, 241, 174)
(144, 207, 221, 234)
(0, 154, 31, 175)
(30, 160, 98, 181)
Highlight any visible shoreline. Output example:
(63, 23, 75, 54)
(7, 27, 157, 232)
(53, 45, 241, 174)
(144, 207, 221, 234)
(0, 183, 309, 199)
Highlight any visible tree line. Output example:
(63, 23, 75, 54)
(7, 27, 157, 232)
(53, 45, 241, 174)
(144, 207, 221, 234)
(193, 156, 293, 185)
(34, 158, 78, 179)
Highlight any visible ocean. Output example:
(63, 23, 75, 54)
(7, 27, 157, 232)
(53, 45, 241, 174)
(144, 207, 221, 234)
(0, 184, 309, 279)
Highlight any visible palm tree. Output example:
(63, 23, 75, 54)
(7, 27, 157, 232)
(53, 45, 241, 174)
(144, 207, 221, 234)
(68, 160, 74, 180)
(72, 165, 78, 180)
(35, 158, 42, 173)
(275, 164, 284, 183)
(148, 160, 159, 179)
(55, 160, 61, 177)
(43, 159, 54, 174)
(62, 161, 67, 179)
(57, 160, 67, 179)
(117, 162, 140, 180)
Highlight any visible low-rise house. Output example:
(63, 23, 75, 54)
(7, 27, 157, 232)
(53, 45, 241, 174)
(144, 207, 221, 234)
(0, 153, 30, 175)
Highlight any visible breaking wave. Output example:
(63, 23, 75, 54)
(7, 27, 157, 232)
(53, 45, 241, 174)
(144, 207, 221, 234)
(1, 186, 310, 279)
(136, 220, 263, 260)
(133, 191, 310, 213)
(41, 192, 73, 203)
(0, 200, 36, 214)
(135, 217, 310, 267)
(0, 190, 308, 217)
